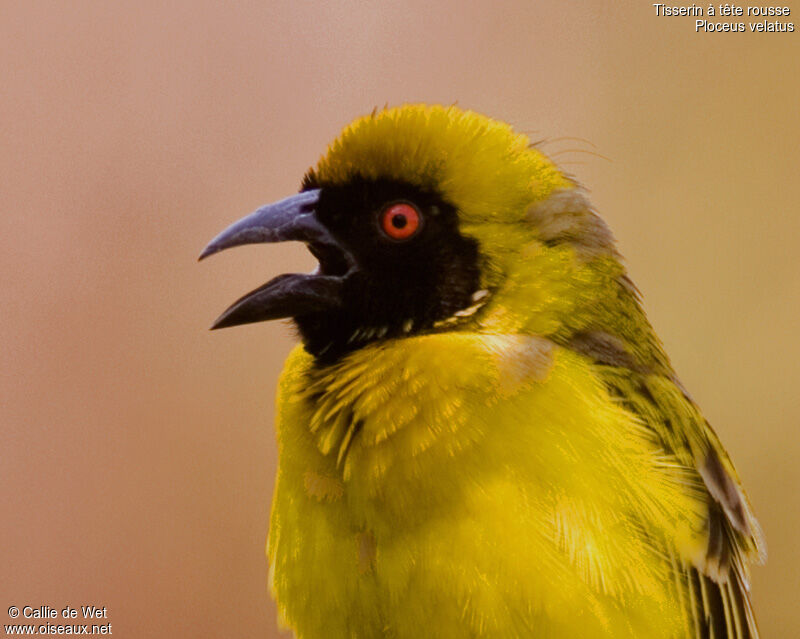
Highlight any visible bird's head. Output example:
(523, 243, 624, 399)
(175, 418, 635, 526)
(202, 105, 651, 365)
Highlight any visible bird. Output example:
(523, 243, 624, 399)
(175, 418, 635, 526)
(200, 104, 764, 638)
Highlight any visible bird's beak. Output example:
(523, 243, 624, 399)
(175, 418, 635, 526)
(199, 189, 355, 329)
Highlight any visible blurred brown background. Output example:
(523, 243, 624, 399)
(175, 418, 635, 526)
(1, 1, 797, 637)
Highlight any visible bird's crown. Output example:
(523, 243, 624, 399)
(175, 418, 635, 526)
(305, 104, 571, 226)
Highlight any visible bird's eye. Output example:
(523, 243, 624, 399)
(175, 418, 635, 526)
(379, 202, 422, 241)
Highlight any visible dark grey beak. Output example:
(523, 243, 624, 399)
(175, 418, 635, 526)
(199, 189, 324, 260)
(200, 189, 353, 329)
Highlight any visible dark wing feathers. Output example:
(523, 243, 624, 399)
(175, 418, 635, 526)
(588, 360, 764, 639)
(700, 446, 753, 538)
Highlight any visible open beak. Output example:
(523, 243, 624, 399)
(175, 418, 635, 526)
(199, 189, 354, 329)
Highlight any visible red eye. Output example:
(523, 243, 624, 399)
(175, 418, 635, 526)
(380, 202, 421, 240)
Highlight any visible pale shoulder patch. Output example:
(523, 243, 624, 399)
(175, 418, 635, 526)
(481, 335, 555, 397)
(526, 188, 616, 260)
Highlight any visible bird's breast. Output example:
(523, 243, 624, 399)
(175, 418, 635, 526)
(267, 337, 691, 638)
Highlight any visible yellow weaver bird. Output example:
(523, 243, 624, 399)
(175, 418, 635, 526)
(201, 105, 764, 638)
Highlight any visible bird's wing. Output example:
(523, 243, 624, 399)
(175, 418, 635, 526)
(595, 364, 765, 639)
